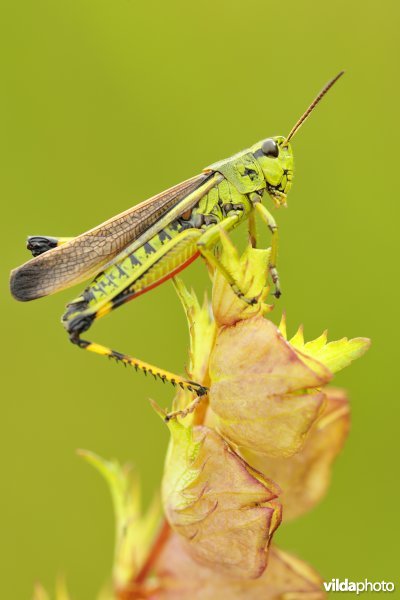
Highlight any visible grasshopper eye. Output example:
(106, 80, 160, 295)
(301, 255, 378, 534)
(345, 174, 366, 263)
(261, 138, 279, 158)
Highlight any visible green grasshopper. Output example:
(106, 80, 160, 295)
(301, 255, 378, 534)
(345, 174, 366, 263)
(10, 72, 343, 400)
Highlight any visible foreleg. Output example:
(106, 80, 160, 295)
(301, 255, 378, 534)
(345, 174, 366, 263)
(250, 195, 281, 298)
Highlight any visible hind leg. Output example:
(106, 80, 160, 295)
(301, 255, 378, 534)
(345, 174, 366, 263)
(62, 229, 209, 399)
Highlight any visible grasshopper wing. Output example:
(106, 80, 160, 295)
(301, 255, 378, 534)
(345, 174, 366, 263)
(10, 172, 213, 301)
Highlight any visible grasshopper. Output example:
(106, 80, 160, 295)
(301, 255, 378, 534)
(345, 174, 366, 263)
(10, 72, 343, 399)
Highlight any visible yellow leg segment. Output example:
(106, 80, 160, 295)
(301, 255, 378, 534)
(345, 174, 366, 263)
(71, 335, 208, 397)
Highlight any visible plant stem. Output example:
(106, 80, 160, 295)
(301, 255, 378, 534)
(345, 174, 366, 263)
(117, 519, 171, 599)
(135, 518, 171, 584)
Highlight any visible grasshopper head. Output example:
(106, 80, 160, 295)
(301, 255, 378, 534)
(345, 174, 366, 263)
(252, 136, 294, 207)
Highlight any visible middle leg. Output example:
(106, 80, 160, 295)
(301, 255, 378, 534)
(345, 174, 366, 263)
(196, 213, 258, 305)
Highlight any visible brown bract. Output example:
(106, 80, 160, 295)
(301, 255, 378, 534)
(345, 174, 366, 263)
(209, 316, 331, 457)
(153, 535, 326, 599)
(244, 388, 350, 520)
(161, 420, 282, 579)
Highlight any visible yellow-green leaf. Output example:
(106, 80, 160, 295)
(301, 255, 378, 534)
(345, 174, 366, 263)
(32, 584, 50, 600)
(173, 278, 216, 387)
(78, 450, 161, 591)
(289, 327, 371, 374)
(212, 234, 272, 327)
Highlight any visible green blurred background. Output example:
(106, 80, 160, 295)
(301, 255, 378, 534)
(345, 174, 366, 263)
(1, 0, 398, 597)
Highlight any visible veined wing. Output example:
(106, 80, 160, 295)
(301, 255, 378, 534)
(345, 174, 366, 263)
(10, 172, 219, 301)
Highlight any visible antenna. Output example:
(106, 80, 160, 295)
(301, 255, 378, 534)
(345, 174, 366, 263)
(283, 71, 345, 145)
